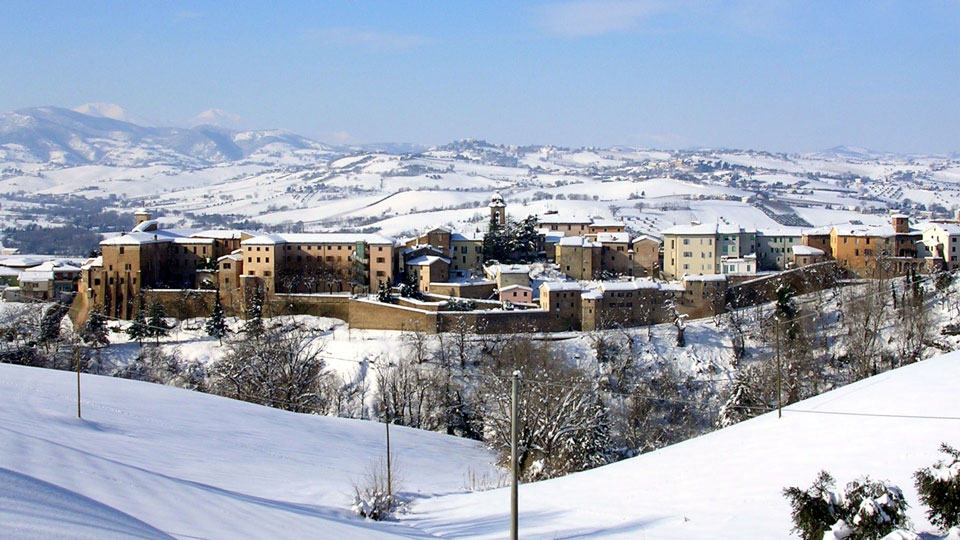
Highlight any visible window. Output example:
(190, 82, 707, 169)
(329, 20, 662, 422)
(247, 257, 252, 263)
(683, 238, 690, 245)
(124, 263, 131, 270)
(264, 271, 272, 277)
(94, 278, 101, 286)
(265, 257, 269, 263)
(376, 270, 385, 277)
(376, 257, 385, 263)
(119, 247, 125, 255)
(223, 262, 231, 269)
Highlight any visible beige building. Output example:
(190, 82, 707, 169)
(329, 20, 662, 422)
(921, 223, 960, 270)
(662, 223, 758, 279)
(555, 236, 600, 280)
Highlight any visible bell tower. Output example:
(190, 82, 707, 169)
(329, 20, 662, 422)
(489, 192, 506, 226)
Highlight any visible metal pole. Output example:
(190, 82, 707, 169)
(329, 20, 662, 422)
(776, 319, 782, 419)
(511, 370, 520, 540)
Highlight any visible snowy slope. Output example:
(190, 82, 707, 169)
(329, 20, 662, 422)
(0, 363, 498, 540)
(406, 352, 960, 539)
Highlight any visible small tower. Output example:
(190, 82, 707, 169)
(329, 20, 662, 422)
(891, 213, 909, 234)
(134, 208, 152, 226)
(489, 192, 506, 226)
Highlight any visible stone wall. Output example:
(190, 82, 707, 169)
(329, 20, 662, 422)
(728, 261, 841, 308)
(348, 299, 438, 332)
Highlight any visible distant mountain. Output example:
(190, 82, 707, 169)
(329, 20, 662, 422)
(72, 103, 144, 124)
(810, 145, 900, 162)
(0, 106, 340, 167)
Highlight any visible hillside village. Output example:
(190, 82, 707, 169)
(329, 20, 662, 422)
(25, 192, 948, 336)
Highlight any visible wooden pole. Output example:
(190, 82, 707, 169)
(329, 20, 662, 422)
(511, 370, 520, 540)
(385, 418, 392, 498)
(76, 349, 82, 419)
(776, 319, 782, 419)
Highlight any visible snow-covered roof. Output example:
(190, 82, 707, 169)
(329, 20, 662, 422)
(595, 232, 631, 244)
(539, 281, 582, 292)
(557, 236, 597, 247)
(661, 222, 719, 235)
(924, 223, 960, 235)
(682, 274, 728, 282)
(832, 224, 902, 238)
(487, 264, 530, 275)
(18, 261, 81, 283)
(599, 280, 659, 292)
(537, 230, 566, 242)
(0, 266, 20, 277)
(0, 256, 49, 268)
(580, 290, 603, 300)
(101, 230, 184, 246)
(792, 245, 825, 256)
(537, 215, 591, 225)
(450, 232, 482, 242)
(805, 225, 833, 236)
(589, 219, 624, 228)
(757, 227, 805, 237)
(217, 253, 242, 262)
(499, 284, 532, 292)
(80, 256, 103, 270)
(173, 237, 215, 245)
(406, 255, 450, 266)
(632, 234, 660, 244)
(242, 233, 394, 246)
(131, 219, 160, 233)
(191, 230, 254, 240)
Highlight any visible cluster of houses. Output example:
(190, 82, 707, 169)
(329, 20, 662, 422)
(49, 195, 960, 332)
(0, 245, 84, 303)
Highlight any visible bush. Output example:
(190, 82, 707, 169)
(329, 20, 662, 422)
(784, 471, 908, 540)
(350, 458, 403, 521)
(914, 444, 960, 530)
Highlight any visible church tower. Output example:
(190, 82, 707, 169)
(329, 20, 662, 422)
(489, 192, 506, 226)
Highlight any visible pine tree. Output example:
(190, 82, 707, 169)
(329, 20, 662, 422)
(147, 301, 172, 345)
(79, 307, 110, 348)
(126, 307, 149, 346)
(716, 375, 764, 428)
(205, 290, 228, 345)
(38, 303, 69, 348)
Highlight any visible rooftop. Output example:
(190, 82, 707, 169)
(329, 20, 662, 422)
(242, 233, 394, 246)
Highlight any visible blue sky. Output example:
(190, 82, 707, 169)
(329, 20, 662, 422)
(1, 1, 958, 153)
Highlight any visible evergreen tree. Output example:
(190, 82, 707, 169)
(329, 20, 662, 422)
(716, 375, 764, 428)
(482, 220, 507, 262)
(376, 282, 392, 303)
(914, 443, 960, 530)
(79, 307, 110, 348)
(775, 284, 799, 339)
(205, 290, 228, 345)
(507, 215, 540, 261)
(244, 285, 264, 336)
(126, 307, 150, 346)
(38, 303, 69, 348)
(146, 301, 172, 345)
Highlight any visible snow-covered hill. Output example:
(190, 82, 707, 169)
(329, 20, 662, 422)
(0, 363, 498, 540)
(0, 106, 338, 167)
(2, 106, 960, 246)
(405, 351, 960, 539)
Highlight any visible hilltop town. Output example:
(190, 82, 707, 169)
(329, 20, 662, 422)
(41, 192, 954, 336)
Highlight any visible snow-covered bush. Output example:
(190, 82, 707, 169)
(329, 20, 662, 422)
(783, 471, 908, 540)
(914, 444, 960, 530)
(351, 458, 403, 521)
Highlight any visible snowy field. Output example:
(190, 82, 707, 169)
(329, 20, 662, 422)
(404, 352, 960, 539)
(0, 363, 499, 540)
(2, 349, 957, 539)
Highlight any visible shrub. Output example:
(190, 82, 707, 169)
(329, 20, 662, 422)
(784, 471, 908, 540)
(350, 458, 403, 521)
(914, 444, 960, 530)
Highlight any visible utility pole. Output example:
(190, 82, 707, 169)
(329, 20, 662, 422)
(385, 416, 392, 498)
(775, 319, 782, 419)
(76, 348, 82, 419)
(511, 370, 520, 540)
